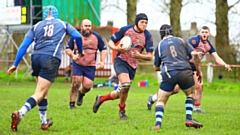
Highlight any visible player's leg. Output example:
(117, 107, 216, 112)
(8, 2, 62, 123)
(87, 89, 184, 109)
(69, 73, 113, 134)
(153, 89, 172, 130)
(178, 70, 203, 128)
(64, 70, 69, 83)
(38, 94, 53, 130)
(153, 74, 175, 130)
(148, 84, 180, 110)
(11, 55, 59, 131)
(114, 58, 134, 119)
(34, 56, 59, 130)
(193, 71, 205, 113)
(69, 62, 83, 108)
(92, 77, 121, 113)
(77, 66, 95, 106)
(92, 88, 120, 113)
(69, 75, 82, 108)
(118, 73, 131, 120)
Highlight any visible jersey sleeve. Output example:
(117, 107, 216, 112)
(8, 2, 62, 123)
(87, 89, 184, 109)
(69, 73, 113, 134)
(65, 22, 77, 35)
(94, 32, 107, 51)
(154, 45, 162, 67)
(25, 25, 35, 39)
(185, 41, 195, 56)
(188, 35, 199, 48)
(208, 41, 216, 54)
(66, 22, 83, 54)
(13, 37, 33, 66)
(110, 26, 130, 43)
(66, 37, 74, 50)
(144, 31, 154, 52)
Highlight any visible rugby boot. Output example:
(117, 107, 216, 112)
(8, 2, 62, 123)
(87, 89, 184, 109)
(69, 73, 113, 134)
(147, 95, 154, 110)
(193, 109, 208, 114)
(93, 95, 102, 113)
(10, 111, 21, 131)
(185, 119, 203, 128)
(77, 90, 84, 106)
(153, 125, 161, 130)
(41, 119, 53, 130)
(119, 110, 128, 120)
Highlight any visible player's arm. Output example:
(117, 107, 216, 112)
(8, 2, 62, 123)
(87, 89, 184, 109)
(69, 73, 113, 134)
(66, 38, 79, 61)
(13, 37, 33, 67)
(132, 52, 153, 61)
(7, 28, 34, 75)
(8, 37, 33, 75)
(66, 38, 74, 58)
(108, 27, 129, 53)
(131, 33, 154, 61)
(153, 45, 161, 71)
(96, 33, 107, 69)
(211, 52, 231, 71)
(65, 22, 83, 55)
(69, 30, 83, 56)
(191, 51, 202, 82)
(185, 41, 202, 82)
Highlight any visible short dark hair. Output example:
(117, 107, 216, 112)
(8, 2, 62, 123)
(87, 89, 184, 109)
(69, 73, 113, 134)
(201, 26, 210, 31)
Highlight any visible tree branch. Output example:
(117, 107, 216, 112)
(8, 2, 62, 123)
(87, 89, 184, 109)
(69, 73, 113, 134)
(229, 0, 240, 9)
(101, 4, 126, 13)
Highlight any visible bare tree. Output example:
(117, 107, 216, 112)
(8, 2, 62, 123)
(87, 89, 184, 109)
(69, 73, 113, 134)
(126, 0, 137, 25)
(215, 0, 240, 63)
(101, 0, 137, 25)
(169, 0, 183, 37)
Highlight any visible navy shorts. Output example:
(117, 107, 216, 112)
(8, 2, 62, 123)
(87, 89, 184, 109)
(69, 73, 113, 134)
(72, 61, 96, 81)
(114, 57, 136, 80)
(160, 70, 194, 92)
(31, 54, 60, 82)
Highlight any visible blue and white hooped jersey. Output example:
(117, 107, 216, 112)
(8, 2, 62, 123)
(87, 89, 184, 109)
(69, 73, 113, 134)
(26, 18, 76, 60)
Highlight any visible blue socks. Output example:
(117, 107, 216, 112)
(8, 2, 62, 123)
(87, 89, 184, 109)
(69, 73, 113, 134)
(38, 99, 48, 124)
(19, 97, 37, 117)
(185, 97, 193, 120)
(155, 105, 164, 126)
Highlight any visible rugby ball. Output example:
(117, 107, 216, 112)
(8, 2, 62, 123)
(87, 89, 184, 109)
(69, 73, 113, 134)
(120, 36, 132, 50)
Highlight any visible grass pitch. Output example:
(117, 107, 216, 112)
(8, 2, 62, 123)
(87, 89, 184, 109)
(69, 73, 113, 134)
(0, 76, 239, 135)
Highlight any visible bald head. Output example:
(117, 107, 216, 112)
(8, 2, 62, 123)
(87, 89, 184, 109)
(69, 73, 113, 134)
(81, 19, 92, 37)
(81, 19, 92, 26)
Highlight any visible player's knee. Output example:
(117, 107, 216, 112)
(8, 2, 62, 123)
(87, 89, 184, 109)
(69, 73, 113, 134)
(82, 87, 91, 93)
(72, 80, 81, 88)
(120, 82, 131, 93)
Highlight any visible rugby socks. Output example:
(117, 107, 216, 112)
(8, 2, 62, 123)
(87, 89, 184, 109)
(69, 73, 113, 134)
(19, 97, 37, 118)
(119, 104, 126, 111)
(151, 94, 158, 103)
(38, 99, 48, 124)
(155, 105, 164, 126)
(193, 104, 201, 111)
(65, 71, 69, 80)
(185, 97, 193, 120)
(78, 90, 85, 99)
(100, 93, 113, 102)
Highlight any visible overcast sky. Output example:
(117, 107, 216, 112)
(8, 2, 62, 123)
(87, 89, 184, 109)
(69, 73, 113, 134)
(100, 0, 240, 43)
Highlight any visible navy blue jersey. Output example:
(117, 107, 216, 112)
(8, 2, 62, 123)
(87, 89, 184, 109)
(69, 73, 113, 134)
(26, 18, 76, 60)
(154, 36, 194, 76)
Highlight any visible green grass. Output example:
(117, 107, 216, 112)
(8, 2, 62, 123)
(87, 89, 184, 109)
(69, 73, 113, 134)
(0, 72, 240, 135)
